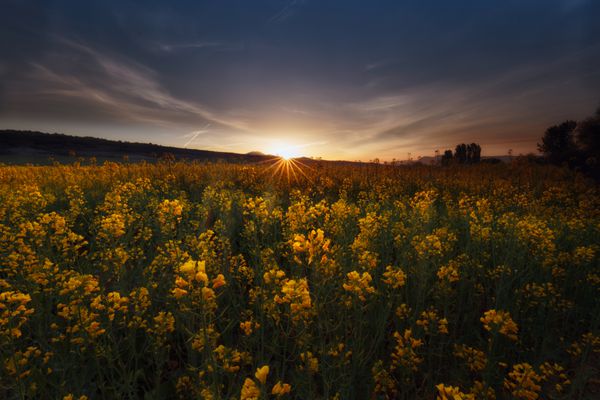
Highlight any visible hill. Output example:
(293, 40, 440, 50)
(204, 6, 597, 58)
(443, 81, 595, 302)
(0, 130, 276, 164)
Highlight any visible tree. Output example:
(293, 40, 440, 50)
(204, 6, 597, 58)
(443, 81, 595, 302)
(452, 143, 481, 164)
(441, 150, 453, 166)
(468, 143, 481, 163)
(576, 107, 600, 163)
(440, 150, 452, 166)
(537, 120, 577, 164)
(454, 144, 467, 164)
(440, 143, 482, 166)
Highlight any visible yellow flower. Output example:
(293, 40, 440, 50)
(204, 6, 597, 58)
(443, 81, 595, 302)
(263, 268, 286, 285)
(195, 270, 209, 286)
(240, 378, 260, 400)
(0, 290, 34, 338)
(99, 213, 126, 239)
(382, 266, 407, 289)
(343, 271, 375, 301)
(391, 329, 423, 371)
(157, 199, 183, 229)
(437, 261, 459, 283)
(274, 278, 312, 321)
(481, 309, 518, 341)
(151, 311, 175, 335)
(178, 260, 197, 279)
(212, 274, 226, 289)
(271, 381, 291, 397)
(435, 383, 474, 400)
(240, 320, 260, 335)
(177, 260, 209, 285)
(254, 365, 269, 384)
(299, 351, 319, 374)
(453, 344, 487, 372)
(416, 309, 448, 335)
(504, 363, 542, 400)
(201, 287, 216, 302)
(172, 288, 188, 299)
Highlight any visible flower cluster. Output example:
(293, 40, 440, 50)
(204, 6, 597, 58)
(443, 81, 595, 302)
(481, 309, 519, 341)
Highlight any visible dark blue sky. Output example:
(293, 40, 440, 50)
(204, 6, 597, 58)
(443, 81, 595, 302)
(1, 0, 599, 159)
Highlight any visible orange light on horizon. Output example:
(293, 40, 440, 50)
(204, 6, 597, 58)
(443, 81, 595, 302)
(267, 141, 303, 160)
(259, 154, 313, 184)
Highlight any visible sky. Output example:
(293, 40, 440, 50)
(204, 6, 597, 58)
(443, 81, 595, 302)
(1, 0, 599, 160)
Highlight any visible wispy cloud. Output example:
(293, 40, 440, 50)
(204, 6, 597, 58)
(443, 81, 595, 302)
(317, 46, 600, 157)
(268, 0, 306, 24)
(183, 124, 211, 148)
(365, 59, 395, 72)
(154, 41, 243, 52)
(281, 106, 310, 115)
(14, 36, 254, 135)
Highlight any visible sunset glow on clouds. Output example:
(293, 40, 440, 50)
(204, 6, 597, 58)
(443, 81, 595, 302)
(1, 0, 599, 160)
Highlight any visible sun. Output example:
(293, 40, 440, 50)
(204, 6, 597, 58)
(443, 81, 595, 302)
(260, 142, 313, 184)
(278, 149, 294, 160)
(268, 142, 301, 160)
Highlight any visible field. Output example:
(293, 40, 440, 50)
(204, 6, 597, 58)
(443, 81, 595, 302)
(0, 160, 598, 399)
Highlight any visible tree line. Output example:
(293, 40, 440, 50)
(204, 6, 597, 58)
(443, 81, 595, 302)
(538, 106, 600, 178)
(440, 143, 482, 166)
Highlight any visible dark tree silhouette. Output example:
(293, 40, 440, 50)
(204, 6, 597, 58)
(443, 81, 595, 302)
(576, 107, 600, 163)
(440, 144, 481, 165)
(455, 144, 467, 164)
(469, 143, 481, 163)
(448, 143, 482, 164)
(574, 107, 600, 178)
(537, 120, 577, 164)
(441, 150, 453, 166)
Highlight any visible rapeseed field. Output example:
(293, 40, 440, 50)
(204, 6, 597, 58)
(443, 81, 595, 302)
(0, 161, 598, 399)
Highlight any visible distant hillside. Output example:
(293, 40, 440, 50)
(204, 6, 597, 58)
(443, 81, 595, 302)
(0, 130, 522, 166)
(0, 130, 275, 164)
(416, 155, 514, 164)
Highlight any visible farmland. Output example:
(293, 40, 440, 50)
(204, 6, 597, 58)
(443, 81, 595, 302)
(0, 160, 598, 399)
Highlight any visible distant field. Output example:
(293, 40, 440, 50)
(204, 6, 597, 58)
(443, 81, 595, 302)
(0, 151, 155, 166)
(0, 161, 598, 399)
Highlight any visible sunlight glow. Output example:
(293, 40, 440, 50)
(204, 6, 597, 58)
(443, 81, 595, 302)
(257, 149, 314, 185)
(257, 140, 318, 184)
(267, 142, 302, 160)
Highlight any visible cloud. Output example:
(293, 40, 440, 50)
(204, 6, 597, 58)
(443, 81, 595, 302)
(4, 36, 255, 138)
(326, 43, 600, 157)
(153, 41, 243, 53)
(183, 124, 211, 148)
(4, 31, 597, 158)
(269, 0, 306, 24)
(2, 1, 599, 160)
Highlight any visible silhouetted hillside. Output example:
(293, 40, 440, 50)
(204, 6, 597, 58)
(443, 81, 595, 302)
(0, 130, 275, 164)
